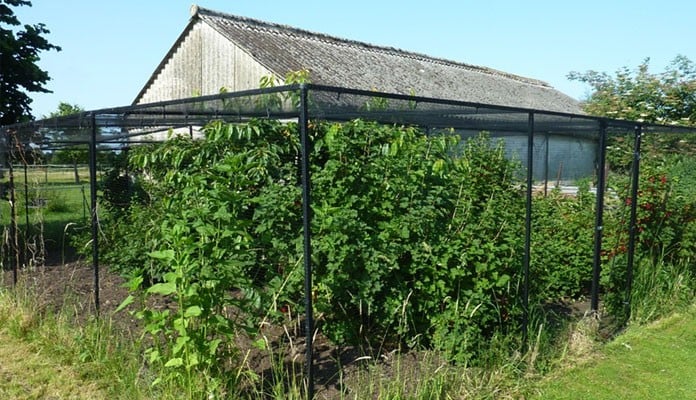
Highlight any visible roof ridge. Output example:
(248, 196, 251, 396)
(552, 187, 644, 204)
(192, 6, 551, 88)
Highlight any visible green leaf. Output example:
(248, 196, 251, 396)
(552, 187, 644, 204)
(432, 158, 445, 175)
(124, 275, 144, 292)
(496, 274, 511, 287)
(114, 295, 134, 313)
(184, 305, 203, 317)
(173, 316, 188, 335)
(208, 338, 222, 355)
(147, 281, 176, 296)
(148, 249, 175, 261)
(186, 353, 200, 368)
(173, 335, 190, 355)
(252, 338, 267, 350)
(184, 284, 199, 298)
(164, 357, 184, 368)
(148, 349, 161, 363)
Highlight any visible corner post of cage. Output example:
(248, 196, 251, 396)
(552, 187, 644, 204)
(624, 124, 642, 321)
(89, 113, 100, 314)
(590, 120, 608, 313)
(522, 112, 534, 343)
(298, 83, 314, 400)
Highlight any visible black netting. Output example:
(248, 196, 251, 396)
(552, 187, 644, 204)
(2, 85, 696, 376)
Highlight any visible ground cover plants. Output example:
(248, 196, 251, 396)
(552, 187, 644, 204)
(2, 258, 694, 399)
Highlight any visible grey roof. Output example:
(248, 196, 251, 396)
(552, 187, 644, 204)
(138, 5, 583, 114)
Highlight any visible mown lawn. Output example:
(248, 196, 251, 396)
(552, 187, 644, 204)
(533, 305, 696, 399)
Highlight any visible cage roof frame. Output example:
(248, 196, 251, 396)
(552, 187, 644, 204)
(2, 84, 696, 148)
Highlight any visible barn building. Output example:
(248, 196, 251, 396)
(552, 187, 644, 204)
(133, 5, 593, 181)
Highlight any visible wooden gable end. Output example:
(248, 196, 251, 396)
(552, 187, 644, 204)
(136, 21, 276, 105)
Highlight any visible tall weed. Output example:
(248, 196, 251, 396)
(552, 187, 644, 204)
(629, 257, 695, 324)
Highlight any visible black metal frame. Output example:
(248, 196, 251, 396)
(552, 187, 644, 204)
(298, 84, 315, 398)
(591, 122, 608, 312)
(3, 84, 696, 397)
(625, 125, 643, 320)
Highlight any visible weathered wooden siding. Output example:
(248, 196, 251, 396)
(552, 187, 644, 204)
(136, 22, 276, 105)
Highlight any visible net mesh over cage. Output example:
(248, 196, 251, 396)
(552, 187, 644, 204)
(2, 84, 696, 396)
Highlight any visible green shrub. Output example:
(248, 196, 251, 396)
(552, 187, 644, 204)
(601, 150, 696, 318)
(71, 116, 696, 390)
(304, 122, 525, 359)
(44, 190, 71, 213)
(98, 119, 532, 364)
(530, 183, 595, 301)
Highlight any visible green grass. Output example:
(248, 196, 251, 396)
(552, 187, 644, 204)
(1, 180, 90, 263)
(0, 286, 156, 400)
(0, 277, 523, 400)
(0, 331, 108, 399)
(532, 305, 696, 399)
(6, 165, 90, 186)
(343, 350, 524, 400)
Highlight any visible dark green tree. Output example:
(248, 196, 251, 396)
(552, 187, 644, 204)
(568, 55, 696, 126)
(0, 0, 61, 125)
(48, 102, 85, 182)
(47, 101, 82, 119)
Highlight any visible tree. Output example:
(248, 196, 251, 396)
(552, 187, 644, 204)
(568, 55, 696, 126)
(0, 0, 61, 126)
(47, 101, 82, 119)
(48, 102, 85, 183)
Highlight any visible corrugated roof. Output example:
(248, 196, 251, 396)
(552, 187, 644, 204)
(136, 5, 583, 114)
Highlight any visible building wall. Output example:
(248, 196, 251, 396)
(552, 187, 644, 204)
(136, 22, 276, 105)
(502, 135, 597, 182)
(454, 130, 596, 182)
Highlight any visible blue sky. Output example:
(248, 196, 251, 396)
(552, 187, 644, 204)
(13, 0, 696, 118)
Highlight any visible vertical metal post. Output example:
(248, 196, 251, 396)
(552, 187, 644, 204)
(544, 132, 550, 195)
(8, 143, 18, 285)
(299, 84, 314, 399)
(522, 112, 534, 343)
(81, 185, 87, 221)
(590, 121, 608, 312)
(89, 114, 100, 314)
(624, 125, 642, 320)
(23, 162, 30, 249)
(123, 147, 131, 200)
